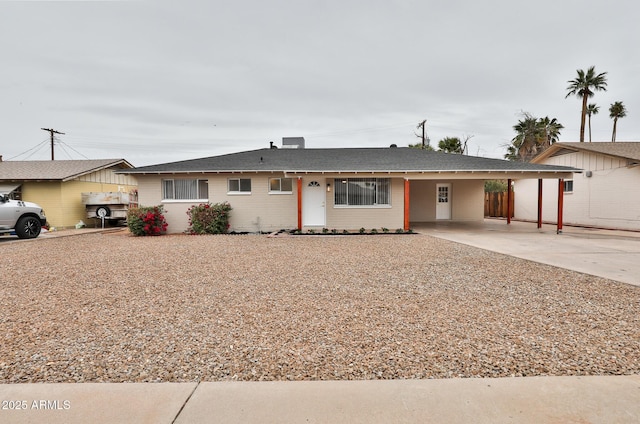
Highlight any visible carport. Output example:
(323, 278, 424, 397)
(403, 170, 578, 234)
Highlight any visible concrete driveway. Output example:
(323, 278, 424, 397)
(416, 219, 640, 287)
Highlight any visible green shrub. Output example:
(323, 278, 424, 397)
(127, 206, 168, 236)
(187, 202, 232, 234)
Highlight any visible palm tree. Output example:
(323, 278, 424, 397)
(586, 103, 599, 142)
(538, 116, 564, 148)
(609, 101, 627, 142)
(508, 113, 563, 161)
(511, 112, 545, 162)
(565, 66, 608, 142)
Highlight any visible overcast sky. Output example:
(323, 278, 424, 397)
(1, 0, 638, 166)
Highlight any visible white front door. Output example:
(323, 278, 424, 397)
(303, 179, 326, 226)
(436, 183, 452, 220)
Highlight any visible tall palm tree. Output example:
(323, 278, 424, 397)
(609, 101, 627, 142)
(586, 103, 599, 142)
(565, 66, 608, 142)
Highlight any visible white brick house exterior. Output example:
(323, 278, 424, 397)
(514, 142, 640, 231)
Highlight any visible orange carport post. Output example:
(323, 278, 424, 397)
(506, 179, 512, 224)
(537, 179, 543, 228)
(297, 177, 302, 230)
(404, 179, 410, 231)
(557, 178, 564, 234)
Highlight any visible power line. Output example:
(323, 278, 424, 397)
(58, 140, 90, 160)
(7, 139, 50, 160)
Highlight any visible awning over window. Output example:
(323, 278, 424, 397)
(0, 184, 20, 195)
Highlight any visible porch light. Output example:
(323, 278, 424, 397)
(326, 183, 331, 192)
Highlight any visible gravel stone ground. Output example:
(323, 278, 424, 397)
(1, 230, 639, 383)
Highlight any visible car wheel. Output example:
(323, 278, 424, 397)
(15, 216, 42, 239)
(96, 206, 111, 218)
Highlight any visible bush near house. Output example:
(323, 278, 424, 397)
(126, 206, 168, 236)
(187, 202, 232, 235)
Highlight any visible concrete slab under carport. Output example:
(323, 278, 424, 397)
(414, 219, 640, 286)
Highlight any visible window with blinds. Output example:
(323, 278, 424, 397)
(162, 179, 208, 200)
(334, 178, 390, 206)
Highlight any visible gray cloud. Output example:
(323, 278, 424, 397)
(1, 0, 639, 166)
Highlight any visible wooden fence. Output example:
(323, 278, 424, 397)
(484, 192, 514, 218)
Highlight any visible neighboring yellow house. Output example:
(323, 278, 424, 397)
(0, 159, 136, 229)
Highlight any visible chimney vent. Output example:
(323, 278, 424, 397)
(282, 137, 305, 149)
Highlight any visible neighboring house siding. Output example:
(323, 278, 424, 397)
(76, 169, 137, 186)
(514, 151, 640, 231)
(23, 181, 62, 227)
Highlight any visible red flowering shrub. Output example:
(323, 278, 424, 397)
(187, 202, 232, 234)
(126, 205, 168, 236)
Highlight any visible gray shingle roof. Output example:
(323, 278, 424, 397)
(534, 142, 640, 163)
(121, 147, 579, 174)
(0, 159, 133, 181)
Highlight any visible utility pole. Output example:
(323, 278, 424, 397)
(416, 120, 427, 149)
(41, 128, 65, 160)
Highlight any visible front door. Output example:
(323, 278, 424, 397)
(303, 179, 326, 226)
(436, 183, 451, 220)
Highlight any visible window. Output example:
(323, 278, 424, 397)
(269, 177, 293, 193)
(162, 179, 208, 200)
(228, 178, 251, 193)
(564, 180, 574, 193)
(334, 178, 390, 206)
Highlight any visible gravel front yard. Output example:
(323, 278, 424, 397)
(1, 230, 639, 383)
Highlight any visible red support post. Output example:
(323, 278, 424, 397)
(297, 177, 302, 230)
(506, 178, 512, 224)
(404, 179, 410, 231)
(557, 179, 564, 234)
(537, 179, 543, 228)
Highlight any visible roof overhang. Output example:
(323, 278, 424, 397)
(0, 183, 21, 195)
(121, 169, 578, 180)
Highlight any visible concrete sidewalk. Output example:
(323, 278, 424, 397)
(416, 219, 640, 286)
(1, 376, 639, 423)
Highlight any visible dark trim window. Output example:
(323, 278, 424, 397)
(228, 178, 251, 193)
(162, 179, 208, 200)
(563, 180, 574, 193)
(334, 178, 390, 206)
(269, 177, 293, 193)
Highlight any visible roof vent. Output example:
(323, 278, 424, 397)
(390, 144, 397, 148)
(269, 141, 278, 149)
(282, 137, 305, 149)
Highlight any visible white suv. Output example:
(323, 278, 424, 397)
(0, 194, 47, 239)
